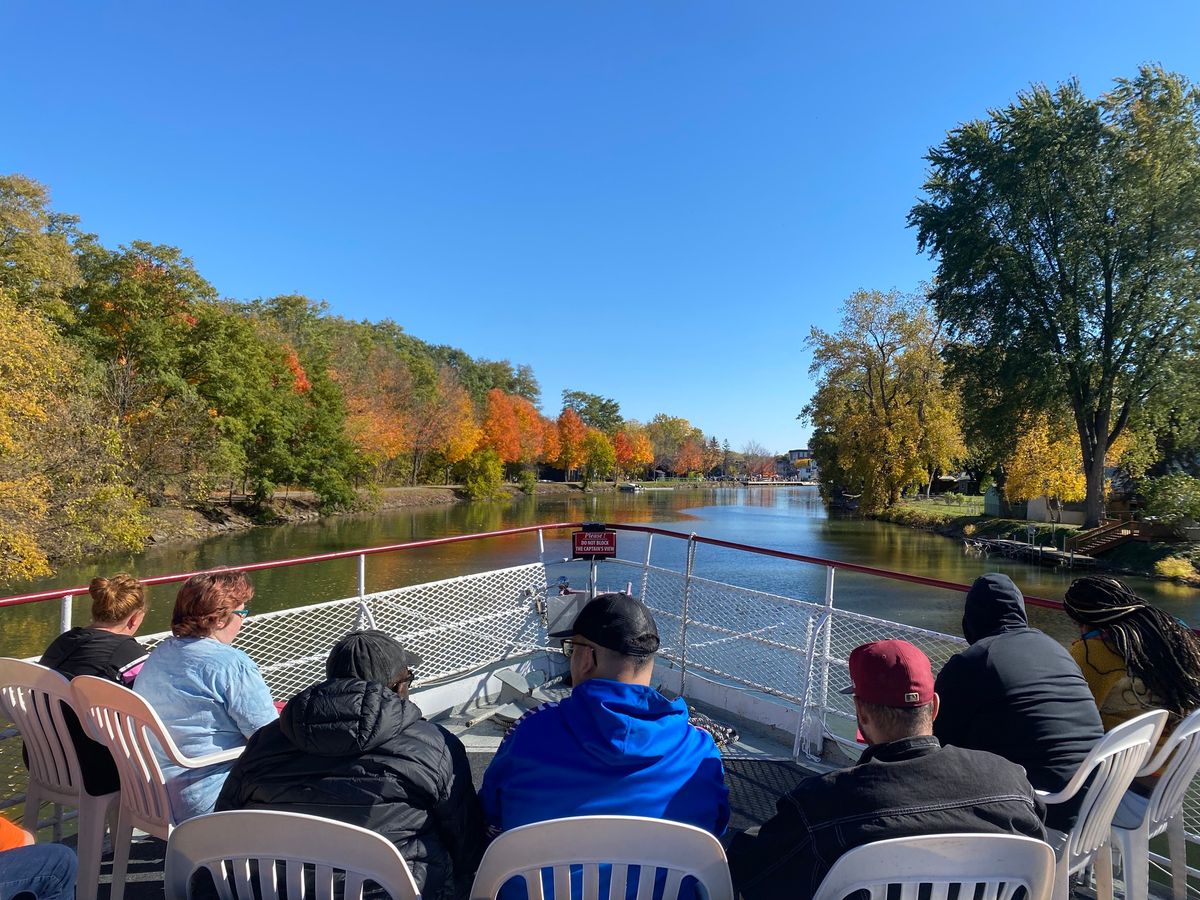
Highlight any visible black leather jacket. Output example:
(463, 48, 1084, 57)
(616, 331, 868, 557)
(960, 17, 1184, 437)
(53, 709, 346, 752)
(216, 678, 485, 900)
(727, 736, 1046, 900)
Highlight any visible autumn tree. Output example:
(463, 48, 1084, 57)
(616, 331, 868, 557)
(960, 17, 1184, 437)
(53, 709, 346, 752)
(482, 389, 520, 464)
(742, 441, 776, 479)
(703, 437, 723, 476)
(0, 289, 146, 584)
(556, 408, 588, 478)
(613, 426, 653, 479)
(337, 345, 413, 482)
(1004, 415, 1087, 522)
(675, 439, 704, 477)
(911, 67, 1200, 526)
(645, 414, 702, 473)
(801, 290, 964, 512)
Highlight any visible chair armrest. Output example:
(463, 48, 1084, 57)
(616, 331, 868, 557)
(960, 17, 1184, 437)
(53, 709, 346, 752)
(172, 746, 244, 769)
(1034, 785, 1077, 806)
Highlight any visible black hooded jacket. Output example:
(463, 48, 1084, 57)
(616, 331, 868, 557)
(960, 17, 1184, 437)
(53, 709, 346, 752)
(933, 574, 1103, 831)
(216, 678, 486, 900)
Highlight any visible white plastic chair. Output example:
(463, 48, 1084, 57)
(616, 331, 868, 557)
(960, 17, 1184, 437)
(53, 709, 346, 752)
(810, 833, 1056, 900)
(71, 674, 246, 900)
(469, 815, 733, 900)
(0, 658, 120, 900)
(1039, 709, 1167, 900)
(1110, 707, 1200, 900)
(163, 809, 421, 900)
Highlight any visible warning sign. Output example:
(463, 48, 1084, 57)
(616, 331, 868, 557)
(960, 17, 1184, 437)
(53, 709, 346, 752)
(572, 529, 617, 559)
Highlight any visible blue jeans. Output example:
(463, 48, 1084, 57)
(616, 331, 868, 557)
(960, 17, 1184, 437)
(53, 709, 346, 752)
(0, 844, 77, 900)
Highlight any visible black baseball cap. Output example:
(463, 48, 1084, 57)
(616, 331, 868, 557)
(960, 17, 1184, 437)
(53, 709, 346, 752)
(326, 630, 423, 683)
(550, 592, 660, 657)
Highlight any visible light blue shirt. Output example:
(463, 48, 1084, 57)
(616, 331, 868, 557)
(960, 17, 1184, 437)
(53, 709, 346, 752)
(134, 636, 278, 821)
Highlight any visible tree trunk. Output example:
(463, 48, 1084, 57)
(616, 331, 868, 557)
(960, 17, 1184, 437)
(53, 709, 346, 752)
(1084, 451, 1107, 528)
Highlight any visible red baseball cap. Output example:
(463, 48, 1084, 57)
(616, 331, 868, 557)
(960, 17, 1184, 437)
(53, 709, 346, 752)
(840, 639, 935, 708)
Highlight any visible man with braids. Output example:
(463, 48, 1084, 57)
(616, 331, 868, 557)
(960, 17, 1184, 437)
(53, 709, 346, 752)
(1064, 575, 1200, 794)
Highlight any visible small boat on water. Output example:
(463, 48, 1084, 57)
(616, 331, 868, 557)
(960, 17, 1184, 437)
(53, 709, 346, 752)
(0, 522, 1193, 895)
(617, 482, 642, 493)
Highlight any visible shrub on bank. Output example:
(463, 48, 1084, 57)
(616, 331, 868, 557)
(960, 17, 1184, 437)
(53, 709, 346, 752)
(1154, 556, 1199, 581)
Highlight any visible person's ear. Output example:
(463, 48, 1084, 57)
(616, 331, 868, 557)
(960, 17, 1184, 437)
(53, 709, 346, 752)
(929, 693, 940, 723)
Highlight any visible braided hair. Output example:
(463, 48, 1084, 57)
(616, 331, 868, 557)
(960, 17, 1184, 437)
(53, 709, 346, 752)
(1063, 576, 1200, 716)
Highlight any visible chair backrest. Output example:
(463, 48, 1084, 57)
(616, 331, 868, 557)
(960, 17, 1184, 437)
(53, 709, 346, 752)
(810, 833, 1056, 900)
(1062, 709, 1166, 870)
(1145, 707, 1200, 833)
(469, 815, 733, 900)
(70, 674, 180, 832)
(163, 810, 420, 900)
(0, 658, 88, 801)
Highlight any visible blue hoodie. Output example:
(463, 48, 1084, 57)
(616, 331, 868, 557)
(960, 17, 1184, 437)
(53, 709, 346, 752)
(480, 678, 729, 834)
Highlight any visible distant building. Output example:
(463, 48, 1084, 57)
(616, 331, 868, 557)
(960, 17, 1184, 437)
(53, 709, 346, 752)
(786, 449, 819, 482)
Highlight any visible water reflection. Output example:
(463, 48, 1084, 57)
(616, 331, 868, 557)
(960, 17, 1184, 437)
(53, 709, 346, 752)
(2, 487, 1196, 658)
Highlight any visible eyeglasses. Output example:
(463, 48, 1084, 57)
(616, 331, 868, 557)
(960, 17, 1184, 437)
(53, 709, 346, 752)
(230, 608, 250, 619)
(560, 639, 594, 659)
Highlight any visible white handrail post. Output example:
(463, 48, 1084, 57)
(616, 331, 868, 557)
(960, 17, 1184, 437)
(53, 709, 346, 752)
(800, 566, 837, 759)
(537, 528, 545, 567)
(59, 594, 72, 635)
(354, 554, 377, 631)
(678, 535, 698, 696)
(794, 615, 815, 758)
(639, 534, 654, 601)
(818, 566, 836, 748)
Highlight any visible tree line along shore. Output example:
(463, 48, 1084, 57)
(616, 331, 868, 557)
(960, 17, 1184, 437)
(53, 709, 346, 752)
(0, 176, 778, 587)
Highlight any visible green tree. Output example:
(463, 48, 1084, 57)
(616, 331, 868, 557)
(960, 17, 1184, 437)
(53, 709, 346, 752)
(0, 174, 83, 322)
(911, 67, 1200, 526)
(67, 240, 221, 501)
(561, 390, 623, 434)
(581, 429, 616, 489)
(458, 447, 506, 500)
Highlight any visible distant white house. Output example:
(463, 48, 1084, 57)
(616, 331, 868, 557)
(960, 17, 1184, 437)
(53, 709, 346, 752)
(786, 448, 819, 481)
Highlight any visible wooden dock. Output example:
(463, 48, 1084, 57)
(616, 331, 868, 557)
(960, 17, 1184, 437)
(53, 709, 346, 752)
(964, 537, 1094, 568)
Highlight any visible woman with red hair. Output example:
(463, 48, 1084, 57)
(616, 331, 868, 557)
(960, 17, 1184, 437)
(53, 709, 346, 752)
(134, 571, 278, 821)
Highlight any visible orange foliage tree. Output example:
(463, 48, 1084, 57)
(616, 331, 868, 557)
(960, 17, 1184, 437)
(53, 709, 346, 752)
(556, 408, 587, 477)
(482, 389, 521, 464)
(675, 438, 704, 476)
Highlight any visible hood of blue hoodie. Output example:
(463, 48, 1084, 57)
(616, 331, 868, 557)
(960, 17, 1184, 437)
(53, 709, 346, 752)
(559, 678, 693, 767)
(962, 573, 1030, 644)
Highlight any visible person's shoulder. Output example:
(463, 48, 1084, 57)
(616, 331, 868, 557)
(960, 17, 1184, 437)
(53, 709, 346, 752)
(937, 744, 1034, 786)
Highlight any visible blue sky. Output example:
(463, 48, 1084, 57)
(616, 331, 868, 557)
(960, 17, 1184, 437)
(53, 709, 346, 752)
(4, 2, 1198, 453)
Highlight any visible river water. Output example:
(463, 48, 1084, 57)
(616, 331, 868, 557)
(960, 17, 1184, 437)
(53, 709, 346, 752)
(2, 487, 1197, 659)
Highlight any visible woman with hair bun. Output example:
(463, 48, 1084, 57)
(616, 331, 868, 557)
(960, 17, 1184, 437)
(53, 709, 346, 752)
(38, 573, 150, 794)
(1064, 575, 1200, 790)
(134, 571, 278, 821)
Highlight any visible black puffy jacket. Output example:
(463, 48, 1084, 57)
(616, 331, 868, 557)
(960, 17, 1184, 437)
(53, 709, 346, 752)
(216, 678, 486, 900)
(933, 574, 1103, 831)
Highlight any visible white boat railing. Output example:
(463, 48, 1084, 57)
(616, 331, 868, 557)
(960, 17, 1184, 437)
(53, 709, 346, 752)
(1, 521, 1196, 882)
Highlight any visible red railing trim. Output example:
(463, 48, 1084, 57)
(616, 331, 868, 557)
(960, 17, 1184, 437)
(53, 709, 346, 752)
(0, 521, 1065, 610)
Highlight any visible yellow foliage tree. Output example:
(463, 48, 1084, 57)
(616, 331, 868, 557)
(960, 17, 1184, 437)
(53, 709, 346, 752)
(0, 290, 147, 584)
(802, 290, 964, 512)
(1004, 415, 1086, 522)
